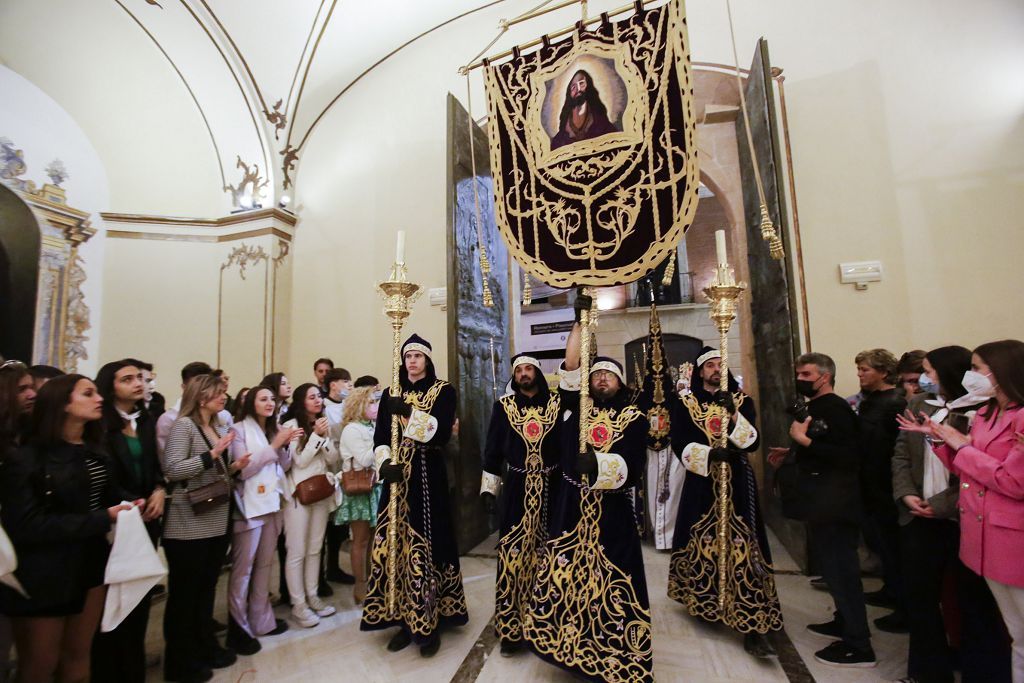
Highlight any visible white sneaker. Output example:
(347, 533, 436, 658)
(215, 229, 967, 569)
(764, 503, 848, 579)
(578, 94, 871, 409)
(307, 596, 336, 617)
(292, 603, 320, 628)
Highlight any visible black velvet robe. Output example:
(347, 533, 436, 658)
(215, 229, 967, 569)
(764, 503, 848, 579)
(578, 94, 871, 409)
(359, 374, 467, 642)
(483, 387, 560, 645)
(524, 387, 653, 683)
(668, 382, 783, 634)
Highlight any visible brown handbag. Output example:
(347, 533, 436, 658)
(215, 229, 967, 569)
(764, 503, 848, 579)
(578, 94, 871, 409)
(294, 474, 335, 506)
(341, 468, 374, 496)
(187, 428, 232, 514)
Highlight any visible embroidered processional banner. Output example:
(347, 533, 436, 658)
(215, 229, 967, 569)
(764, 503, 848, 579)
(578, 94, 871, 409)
(484, 0, 698, 287)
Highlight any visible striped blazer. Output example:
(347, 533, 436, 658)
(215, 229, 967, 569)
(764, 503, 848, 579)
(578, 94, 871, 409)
(161, 417, 233, 541)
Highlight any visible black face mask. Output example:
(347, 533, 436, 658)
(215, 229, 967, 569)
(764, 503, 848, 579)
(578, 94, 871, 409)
(795, 378, 819, 398)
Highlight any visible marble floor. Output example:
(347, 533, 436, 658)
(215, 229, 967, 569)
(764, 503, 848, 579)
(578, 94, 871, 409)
(141, 531, 910, 682)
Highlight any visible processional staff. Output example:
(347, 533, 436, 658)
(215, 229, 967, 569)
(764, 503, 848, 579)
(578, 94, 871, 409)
(376, 230, 421, 619)
(703, 229, 747, 614)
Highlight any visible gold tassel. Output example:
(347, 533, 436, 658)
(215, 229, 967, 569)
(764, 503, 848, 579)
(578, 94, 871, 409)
(759, 203, 785, 260)
(661, 250, 676, 286)
(479, 249, 494, 308)
(521, 271, 532, 306)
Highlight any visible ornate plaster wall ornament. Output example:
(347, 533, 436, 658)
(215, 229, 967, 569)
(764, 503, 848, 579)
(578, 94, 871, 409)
(44, 159, 69, 186)
(265, 99, 287, 139)
(224, 156, 269, 208)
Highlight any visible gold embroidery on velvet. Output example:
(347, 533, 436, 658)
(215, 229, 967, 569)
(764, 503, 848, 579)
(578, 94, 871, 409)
(494, 393, 560, 643)
(669, 394, 783, 634)
(523, 404, 652, 681)
(361, 380, 467, 634)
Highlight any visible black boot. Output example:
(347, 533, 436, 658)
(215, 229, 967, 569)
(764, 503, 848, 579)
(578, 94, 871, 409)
(420, 631, 441, 658)
(324, 523, 355, 584)
(499, 639, 521, 657)
(387, 628, 412, 652)
(226, 616, 261, 656)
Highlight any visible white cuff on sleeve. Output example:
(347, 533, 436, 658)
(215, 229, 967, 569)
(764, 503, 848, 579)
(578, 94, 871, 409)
(591, 452, 628, 490)
(403, 409, 438, 443)
(728, 412, 758, 449)
(681, 443, 710, 477)
(558, 364, 582, 392)
(373, 445, 391, 472)
(480, 471, 501, 497)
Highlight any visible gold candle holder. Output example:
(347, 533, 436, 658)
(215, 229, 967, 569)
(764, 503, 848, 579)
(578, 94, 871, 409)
(377, 260, 421, 620)
(702, 260, 746, 615)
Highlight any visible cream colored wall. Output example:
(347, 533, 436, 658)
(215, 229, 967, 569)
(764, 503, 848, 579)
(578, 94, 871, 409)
(289, 0, 1024, 396)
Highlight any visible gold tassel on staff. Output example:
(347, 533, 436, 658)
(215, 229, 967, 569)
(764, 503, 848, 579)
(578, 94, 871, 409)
(376, 232, 421, 619)
(702, 229, 746, 615)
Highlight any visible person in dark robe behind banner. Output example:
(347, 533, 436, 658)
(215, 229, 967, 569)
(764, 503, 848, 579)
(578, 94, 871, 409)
(550, 70, 621, 150)
(668, 347, 783, 657)
(480, 353, 561, 658)
(524, 292, 653, 683)
(359, 334, 467, 657)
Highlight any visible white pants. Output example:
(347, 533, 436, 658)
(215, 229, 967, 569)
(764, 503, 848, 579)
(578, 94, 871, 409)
(283, 497, 330, 606)
(987, 577, 1024, 683)
(646, 447, 685, 550)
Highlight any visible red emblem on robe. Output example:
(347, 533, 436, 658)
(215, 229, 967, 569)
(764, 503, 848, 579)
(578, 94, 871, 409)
(590, 423, 610, 447)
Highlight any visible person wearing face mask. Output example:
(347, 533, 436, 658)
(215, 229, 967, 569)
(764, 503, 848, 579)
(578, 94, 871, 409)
(336, 386, 383, 604)
(899, 339, 1024, 682)
(668, 346, 781, 658)
(771, 352, 874, 668)
(281, 383, 339, 629)
(892, 346, 1011, 683)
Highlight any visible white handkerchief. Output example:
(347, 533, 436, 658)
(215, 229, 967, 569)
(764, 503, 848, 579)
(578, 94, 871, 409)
(102, 505, 167, 632)
(0, 520, 26, 597)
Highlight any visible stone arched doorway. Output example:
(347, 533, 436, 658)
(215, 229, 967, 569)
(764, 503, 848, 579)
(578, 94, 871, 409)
(0, 183, 41, 362)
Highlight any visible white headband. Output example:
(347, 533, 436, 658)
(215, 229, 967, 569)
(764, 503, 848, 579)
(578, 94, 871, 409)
(511, 355, 541, 372)
(404, 343, 432, 359)
(697, 349, 721, 367)
(591, 360, 624, 382)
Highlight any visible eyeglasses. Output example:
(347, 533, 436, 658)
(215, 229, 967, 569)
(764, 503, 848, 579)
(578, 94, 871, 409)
(0, 360, 27, 371)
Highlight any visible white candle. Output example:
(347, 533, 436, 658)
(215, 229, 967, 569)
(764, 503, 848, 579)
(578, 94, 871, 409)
(396, 230, 406, 264)
(715, 229, 728, 266)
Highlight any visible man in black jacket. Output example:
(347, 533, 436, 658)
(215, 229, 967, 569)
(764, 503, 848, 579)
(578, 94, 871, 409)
(782, 353, 875, 668)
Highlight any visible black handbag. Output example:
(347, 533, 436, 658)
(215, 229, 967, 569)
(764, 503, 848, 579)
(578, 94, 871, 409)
(187, 428, 231, 514)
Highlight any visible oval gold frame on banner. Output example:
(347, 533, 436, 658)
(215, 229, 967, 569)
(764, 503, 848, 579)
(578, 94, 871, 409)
(484, 0, 698, 288)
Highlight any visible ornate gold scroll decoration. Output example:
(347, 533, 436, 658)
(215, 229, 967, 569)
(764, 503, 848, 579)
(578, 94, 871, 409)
(483, 0, 698, 287)
(524, 403, 651, 682)
(494, 393, 560, 643)
(361, 380, 468, 635)
(668, 392, 783, 634)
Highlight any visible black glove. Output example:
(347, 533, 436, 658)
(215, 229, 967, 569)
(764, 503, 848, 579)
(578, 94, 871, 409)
(387, 395, 412, 418)
(577, 448, 599, 477)
(379, 459, 404, 484)
(481, 491, 497, 514)
(712, 390, 735, 414)
(709, 446, 734, 464)
(573, 288, 594, 323)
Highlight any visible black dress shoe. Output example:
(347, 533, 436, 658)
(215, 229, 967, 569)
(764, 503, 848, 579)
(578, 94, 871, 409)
(266, 619, 289, 636)
(326, 568, 356, 585)
(211, 618, 228, 634)
(164, 666, 213, 682)
(873, 611, 910, 633)
(807, 618, 844, 639)
(420, 632, 441, 658)
(743, 632, 776, 658)
(387, 629, 412, 652)
(206, 647, 237, 669)
(318, 582, 335, 598)
(226, 618, 261, 656)
(863, 588, 898, 609)
(499, 639, 521, 657)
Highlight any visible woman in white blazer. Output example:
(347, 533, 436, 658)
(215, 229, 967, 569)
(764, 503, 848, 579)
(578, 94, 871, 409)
(226, 387, 300, 654)
(334, 386, 382, 603)
(281, 383, 339, 627)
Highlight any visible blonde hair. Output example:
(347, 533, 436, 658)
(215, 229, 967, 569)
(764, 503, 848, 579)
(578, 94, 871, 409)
(341, 386, 376, 429)
(179, 374, 225, 427)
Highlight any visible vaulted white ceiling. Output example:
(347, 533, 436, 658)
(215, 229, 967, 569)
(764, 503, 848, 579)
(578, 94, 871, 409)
(0, 0, 503, 215)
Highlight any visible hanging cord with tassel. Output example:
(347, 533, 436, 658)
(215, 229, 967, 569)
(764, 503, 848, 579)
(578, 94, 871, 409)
(465, 75, 493, 307)
(725, 0, 784, 260)
(521, 271, 532, 306)
(661, 250, 676, 286)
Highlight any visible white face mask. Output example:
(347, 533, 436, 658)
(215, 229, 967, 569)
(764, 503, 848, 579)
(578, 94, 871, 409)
(962, 370, 996, 398)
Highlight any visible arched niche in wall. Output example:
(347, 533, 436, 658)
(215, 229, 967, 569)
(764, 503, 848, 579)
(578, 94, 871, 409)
(0, 183, 41, 362)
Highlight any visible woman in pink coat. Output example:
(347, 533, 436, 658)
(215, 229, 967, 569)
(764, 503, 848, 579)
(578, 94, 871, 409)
(900, 339, 1024, 682)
